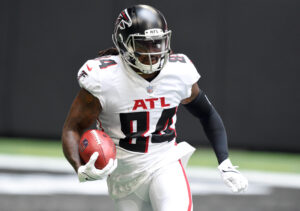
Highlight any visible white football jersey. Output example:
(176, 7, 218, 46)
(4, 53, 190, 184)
(77, 54, 200, 198)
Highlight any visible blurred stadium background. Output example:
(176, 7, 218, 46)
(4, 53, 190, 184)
(1, 0, 300, 210)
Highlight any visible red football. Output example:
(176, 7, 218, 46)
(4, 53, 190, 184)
(79, 129, 116, 169)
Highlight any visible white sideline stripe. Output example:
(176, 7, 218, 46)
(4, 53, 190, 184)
(0, 173, 270, 195)
(188, 167, 300, 189)
(0, 154, 300, 193)
(0, 174, 108, 195)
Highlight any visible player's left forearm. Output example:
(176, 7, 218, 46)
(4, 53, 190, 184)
(183, 90, 228, 164)
(200, 105, 229, 164)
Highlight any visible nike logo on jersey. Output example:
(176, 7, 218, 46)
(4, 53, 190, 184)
(133, 97, 170, 111)
(86, 64, 93, 71)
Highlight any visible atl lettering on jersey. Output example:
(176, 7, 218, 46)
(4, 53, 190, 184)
(133, 97, 170, 110)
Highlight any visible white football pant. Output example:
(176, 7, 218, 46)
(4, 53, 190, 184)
(114, 160, 193, 211)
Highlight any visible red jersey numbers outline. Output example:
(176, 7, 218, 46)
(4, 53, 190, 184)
(119, 107, 177, 153)
(169, 55, 186, 63)
(119, 111, 150, 153)
(99, 59, 117, 69)
(152, 107, 177, 143)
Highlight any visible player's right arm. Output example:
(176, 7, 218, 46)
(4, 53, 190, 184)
(62, 88, 101, 172)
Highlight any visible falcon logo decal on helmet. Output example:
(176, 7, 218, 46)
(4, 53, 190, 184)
(116, 9, 132, 30)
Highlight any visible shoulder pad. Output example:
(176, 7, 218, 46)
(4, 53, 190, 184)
(93, 55, 119, 70)
(77, 59, 101, 93)
(168, 53, 200, 85)
(169, 53, 193, 65)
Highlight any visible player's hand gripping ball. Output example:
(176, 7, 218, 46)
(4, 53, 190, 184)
(79, 129, 116, 169)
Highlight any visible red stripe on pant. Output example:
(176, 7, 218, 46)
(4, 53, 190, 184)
(179, 160, 192, 211)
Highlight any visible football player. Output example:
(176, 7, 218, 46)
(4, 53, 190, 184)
(62, 4, 248, 211)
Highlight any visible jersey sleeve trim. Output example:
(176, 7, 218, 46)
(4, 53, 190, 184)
(77, 60, 106, 110)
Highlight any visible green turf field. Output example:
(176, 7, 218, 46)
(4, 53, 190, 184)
(1, 137, 300, 173)
(189, 147, 300, 173)
(0, 138, 64, 157)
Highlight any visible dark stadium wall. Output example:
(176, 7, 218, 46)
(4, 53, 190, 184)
(0, 0, 299, 152)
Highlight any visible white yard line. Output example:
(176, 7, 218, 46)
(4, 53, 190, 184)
(0, 173, 108, 195)
(188, 167, 300, 189)
(0, 172, 271, 196)
(0, 154, 73, 173)
(0, 154, 299, 195)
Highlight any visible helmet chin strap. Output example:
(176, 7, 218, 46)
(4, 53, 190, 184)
(134, 53, 166, 74)
(135, 59, 161, 74)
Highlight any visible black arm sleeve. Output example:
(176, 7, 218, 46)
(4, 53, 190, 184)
(183, 90, 229, 164)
